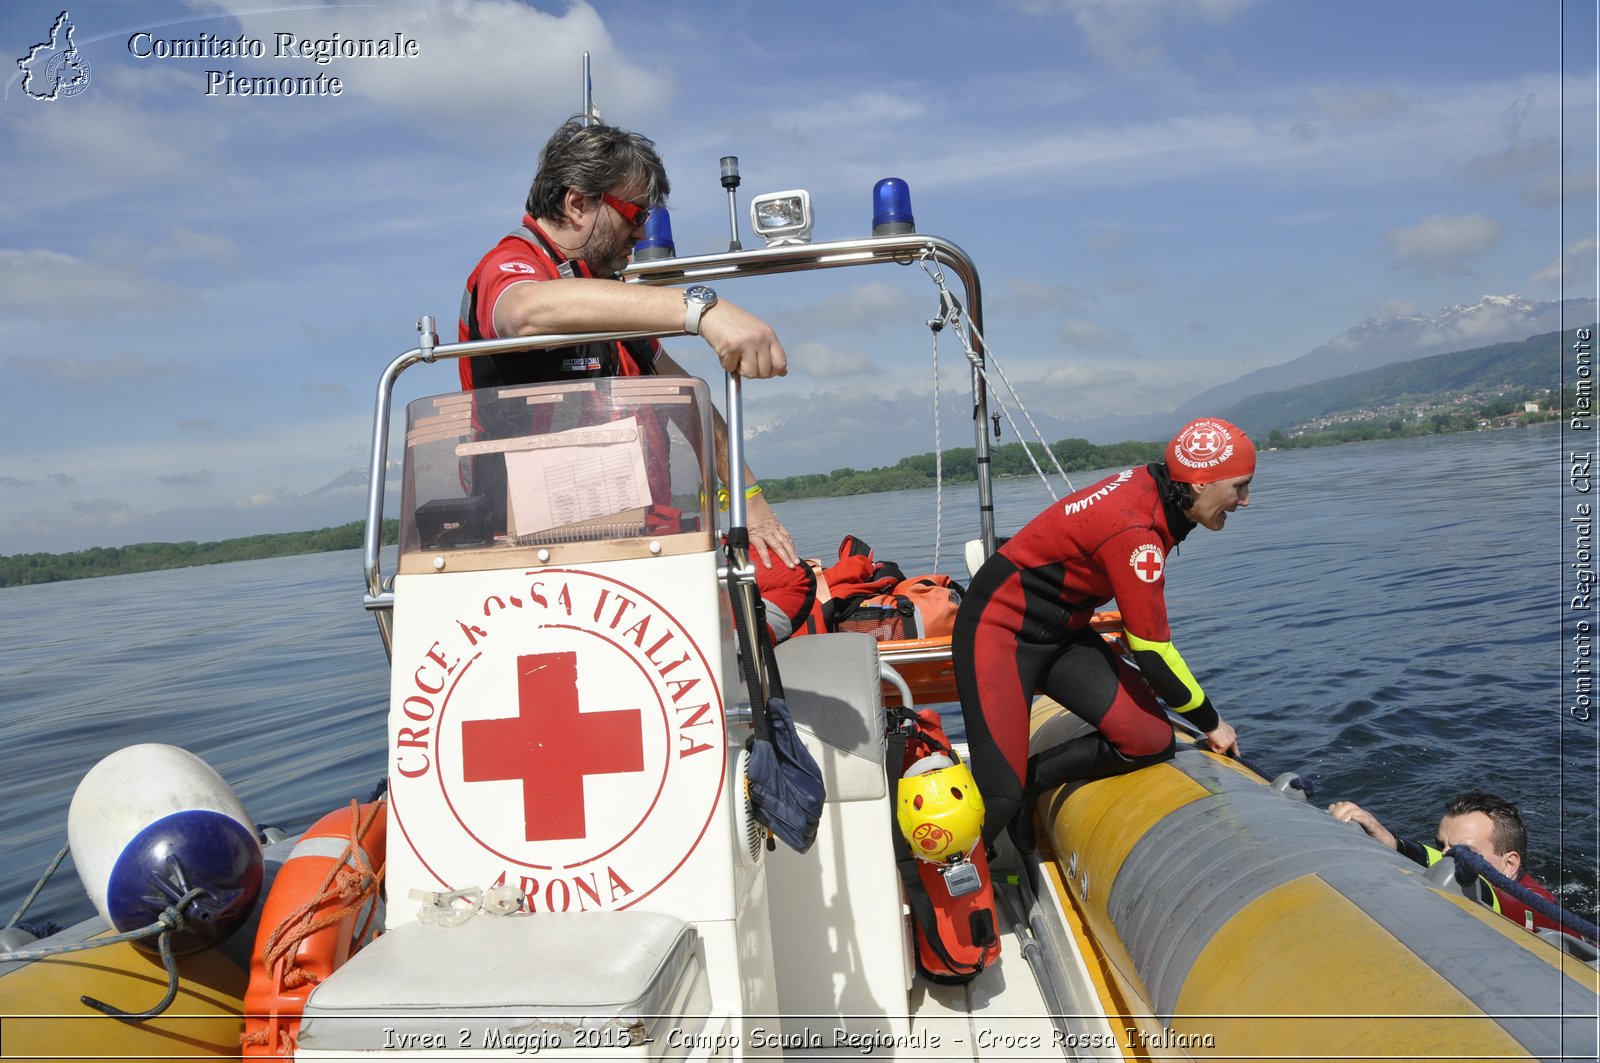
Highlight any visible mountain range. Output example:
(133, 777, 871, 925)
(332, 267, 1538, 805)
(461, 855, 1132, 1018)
(741, 294, 1597, 474)
(308, 294, 1595, 493)
(1174, 295, 1594, 423)
(1218, 324, 1585, 436)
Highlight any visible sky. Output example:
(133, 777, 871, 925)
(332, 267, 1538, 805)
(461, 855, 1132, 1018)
(1, 0, 1596, 555)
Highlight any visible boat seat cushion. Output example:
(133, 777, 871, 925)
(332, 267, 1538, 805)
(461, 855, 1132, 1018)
(774, 632, 887, 801)
(297, 910, 700, 1051)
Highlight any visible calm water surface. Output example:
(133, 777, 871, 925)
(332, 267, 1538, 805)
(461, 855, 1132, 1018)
(3, 423, 1594, 929)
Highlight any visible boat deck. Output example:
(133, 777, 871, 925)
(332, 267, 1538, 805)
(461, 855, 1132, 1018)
(778, 831, 1130, 1062)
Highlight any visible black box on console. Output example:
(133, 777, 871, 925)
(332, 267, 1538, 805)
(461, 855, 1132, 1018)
(415, 495, 492, 548)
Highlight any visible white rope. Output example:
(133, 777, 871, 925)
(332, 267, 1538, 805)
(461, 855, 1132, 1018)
(927, 294, 949, 573)
(916, 255, 1075, 500)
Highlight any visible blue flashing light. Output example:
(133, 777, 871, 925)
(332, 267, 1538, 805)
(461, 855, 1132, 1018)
(872, 178, 915, 236)
(634, 205, 676, 261)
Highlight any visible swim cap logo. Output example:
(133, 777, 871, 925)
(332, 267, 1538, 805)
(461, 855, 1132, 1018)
(1172, 420, 1234, 472)
(1130, 543, 1164, 583)
(17, 11, 92, 101)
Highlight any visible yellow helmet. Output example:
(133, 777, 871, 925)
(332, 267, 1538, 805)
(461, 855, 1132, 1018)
(896, 755, 985, 862)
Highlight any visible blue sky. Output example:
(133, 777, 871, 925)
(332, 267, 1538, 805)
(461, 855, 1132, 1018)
(1, 0, 1595, 554)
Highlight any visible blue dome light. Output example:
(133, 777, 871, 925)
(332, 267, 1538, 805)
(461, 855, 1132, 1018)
(634, 206, 676, 261)
(872, 178, 915, 236)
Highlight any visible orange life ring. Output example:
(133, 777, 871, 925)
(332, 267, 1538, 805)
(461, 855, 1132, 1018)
(242, 799, 386, 1058)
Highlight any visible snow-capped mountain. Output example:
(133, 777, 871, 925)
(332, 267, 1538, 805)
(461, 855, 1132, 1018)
(1173, 295, 1596, 423)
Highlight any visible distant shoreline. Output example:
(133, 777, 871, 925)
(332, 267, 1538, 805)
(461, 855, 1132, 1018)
(0, 520, 398, 588)
(0, 414, 1564, 587)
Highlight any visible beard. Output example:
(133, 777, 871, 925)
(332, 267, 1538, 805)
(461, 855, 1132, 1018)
(578, 215, 632, 278)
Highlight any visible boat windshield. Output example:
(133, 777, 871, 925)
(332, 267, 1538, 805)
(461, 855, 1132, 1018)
(395, 375, 717, 572)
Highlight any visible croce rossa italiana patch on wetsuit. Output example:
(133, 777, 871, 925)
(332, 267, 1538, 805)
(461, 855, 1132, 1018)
(1128, 543, 1165, 583)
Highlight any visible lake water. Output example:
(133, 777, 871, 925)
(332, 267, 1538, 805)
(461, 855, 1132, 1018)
(3, 423, 1595, 930)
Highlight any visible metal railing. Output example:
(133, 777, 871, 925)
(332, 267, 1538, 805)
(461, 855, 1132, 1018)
(362, 233, 993, 655)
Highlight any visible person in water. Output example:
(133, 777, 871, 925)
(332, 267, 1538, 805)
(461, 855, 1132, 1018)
(457, 116, 799, 573)
(1330, 791, 1573, 935)
(954, 416, 1254, 847)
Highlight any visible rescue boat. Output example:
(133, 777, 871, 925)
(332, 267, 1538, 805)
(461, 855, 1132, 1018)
(3, 169, 1596, 1063)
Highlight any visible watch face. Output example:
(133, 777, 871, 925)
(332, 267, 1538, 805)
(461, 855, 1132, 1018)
(685, 285, 716, 304)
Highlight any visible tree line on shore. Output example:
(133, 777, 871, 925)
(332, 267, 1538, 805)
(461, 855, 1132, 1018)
(0, 520, 398, 587)
(760, 437, 1165, 502)
(0, 383, 1567, 587)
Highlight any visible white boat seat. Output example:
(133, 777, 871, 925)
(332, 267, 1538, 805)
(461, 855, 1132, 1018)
(774, 632, 887, 801)
(296, 910, 703, 1053)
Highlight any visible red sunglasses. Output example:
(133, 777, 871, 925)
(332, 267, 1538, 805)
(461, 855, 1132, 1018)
(600, 191, 651, 229)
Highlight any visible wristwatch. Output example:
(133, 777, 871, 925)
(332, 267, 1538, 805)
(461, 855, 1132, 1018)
(682, 285, 718, 335)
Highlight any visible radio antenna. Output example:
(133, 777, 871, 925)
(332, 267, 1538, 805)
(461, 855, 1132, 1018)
(581, 52, 596, 126)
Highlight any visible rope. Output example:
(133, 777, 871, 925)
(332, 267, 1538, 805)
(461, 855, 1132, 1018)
(240, 800, 386, 1054)
(0, 885, 202, 965)
(79, 891, 202, 1024)
(1446, 845, 1600, 943)
(0, 882, 207, 1024)
(257, 801, 386, 991)
(6, 843, 70, 931)
(961, 313, 1074, 495)
(916, 255, 1074, 500)
(928, 285, 948, 573)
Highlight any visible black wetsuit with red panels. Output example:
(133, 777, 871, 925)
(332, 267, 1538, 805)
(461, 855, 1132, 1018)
(954, 462, 1220, 844)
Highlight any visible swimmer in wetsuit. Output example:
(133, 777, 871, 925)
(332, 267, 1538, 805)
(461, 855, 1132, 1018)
(954, 417, 1255, 847)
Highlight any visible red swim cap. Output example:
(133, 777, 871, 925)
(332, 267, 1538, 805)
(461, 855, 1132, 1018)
(1166, 417, 1256, 484)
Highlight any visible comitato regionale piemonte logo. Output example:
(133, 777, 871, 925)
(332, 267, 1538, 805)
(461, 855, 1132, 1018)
(17, 11, 92, 100)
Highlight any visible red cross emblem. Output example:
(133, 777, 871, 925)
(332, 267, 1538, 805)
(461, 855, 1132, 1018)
(461, 651, 643, 842)
(1185, 428, 1220, 458)
(1130, 544, 1164, 583)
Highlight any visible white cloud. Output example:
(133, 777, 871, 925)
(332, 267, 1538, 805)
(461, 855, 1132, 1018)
(1460, 93, 1558, 182)
(1032, 0, 1262, 69)
(146, 227, 238, 265)
(300, 378, 351, 398)
(1083, 230, 1127, 253)
(775, 282, 925, 335)
(0, 64, 210, 188)
(1522, 165, 1600, 209)
(1041, 362, 1137, 388)
(1372, 298, 1418, 318)
(1005, 278, 1095, 316)
(69, 497, 133, 517)
(1386, 213, 1505, 270)
(159, 469, 216, 486)
(1307, 85, 1407, 123)
(0, 249, 183, 319)
(1532, 236, 1598, 293)
(1056, 319, 1117, 350)
(7, 350, 184, 383)
(788, 340, 883, 378)
(179, 0, 674, 133)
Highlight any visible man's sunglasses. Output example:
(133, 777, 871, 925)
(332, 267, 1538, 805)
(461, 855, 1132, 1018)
(600, 192, 651, 229)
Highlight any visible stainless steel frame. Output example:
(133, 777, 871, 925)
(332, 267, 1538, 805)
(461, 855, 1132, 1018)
(362, 233, 994, 655)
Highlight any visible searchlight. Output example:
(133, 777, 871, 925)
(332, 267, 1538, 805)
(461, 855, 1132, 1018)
(749, 189, 813, 246)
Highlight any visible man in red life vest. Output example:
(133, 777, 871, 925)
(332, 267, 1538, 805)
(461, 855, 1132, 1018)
(954, 417, 1254, 848)
(1330, 791, 1574, 936)
(459, 119, 812, 633)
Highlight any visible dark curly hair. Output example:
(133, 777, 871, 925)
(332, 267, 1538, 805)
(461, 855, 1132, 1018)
(525, 118, 670, 223)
